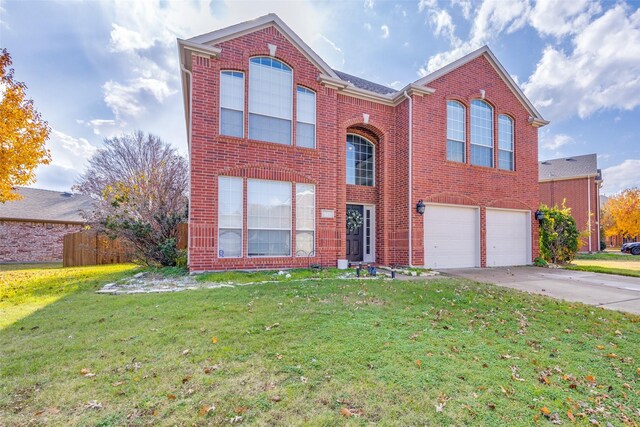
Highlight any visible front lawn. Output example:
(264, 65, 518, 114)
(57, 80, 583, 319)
(1, 264, 639, 426)
(566, 253, 640, 278)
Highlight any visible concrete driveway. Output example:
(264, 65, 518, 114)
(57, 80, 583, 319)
(443, 266, 640, 315)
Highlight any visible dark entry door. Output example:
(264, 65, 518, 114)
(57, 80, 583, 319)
(346, 204, 364, 262)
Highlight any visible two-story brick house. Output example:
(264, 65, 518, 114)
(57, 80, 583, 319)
(178, 14, 548, 272)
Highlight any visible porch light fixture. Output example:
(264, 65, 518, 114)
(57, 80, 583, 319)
(416, 199, 426, 215)
(535, 209, 544, 225)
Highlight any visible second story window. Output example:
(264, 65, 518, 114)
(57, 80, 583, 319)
(498, 115, 514, 171)
(296, 86, 316, 148)
(446, 100, 465, 163)
(470, 99, 494, 168)
(346, 134, 374, 186)
(220, 71, 244, 138)
(248, 57, 292, 145)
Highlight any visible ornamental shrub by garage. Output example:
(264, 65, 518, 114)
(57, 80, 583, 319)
(539, 204, 580, 264)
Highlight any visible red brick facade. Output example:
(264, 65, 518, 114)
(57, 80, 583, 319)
(540, 177, 601, 252)
(0, 220, 83, 263)
(184, 20, 543, 272)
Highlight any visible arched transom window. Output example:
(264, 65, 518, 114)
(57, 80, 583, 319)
(346, 134, 374, 186)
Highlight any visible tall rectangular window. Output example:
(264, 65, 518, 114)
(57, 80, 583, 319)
(218, 176, 243, 257)
(220, 71, 244, 138)
(446, 101, 465, 162)
(470, 99, 494, 167)
(248, 180, 292, 256)
(296, 87, 316, 148)
(249, 57, 292, 145)
(295, 183, 315, 256)
(498, 115, 514, 171)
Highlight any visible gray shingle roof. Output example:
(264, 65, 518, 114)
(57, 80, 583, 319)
(539, 153, 599, 181)
(332, 69, 396, 95)
(0, 187, 94, 223)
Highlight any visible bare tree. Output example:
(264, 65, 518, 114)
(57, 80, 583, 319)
(75, 131, 188, 266)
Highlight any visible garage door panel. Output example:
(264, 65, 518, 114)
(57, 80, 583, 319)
(486, 209, 530, 267)
(425, 205, 479, 269)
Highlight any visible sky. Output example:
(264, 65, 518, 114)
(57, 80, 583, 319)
(1, 0, 639, 196)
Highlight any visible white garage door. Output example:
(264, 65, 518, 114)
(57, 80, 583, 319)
(424, 205, 479, 268)
(486, 209, 531, 267)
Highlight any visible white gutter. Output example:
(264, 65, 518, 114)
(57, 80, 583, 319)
(404, 90, 413, 267)
(181, 63, 193, 264)
(587, 177, 592, 252)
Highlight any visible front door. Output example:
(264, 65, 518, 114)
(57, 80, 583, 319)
(346, 204, 364, 262)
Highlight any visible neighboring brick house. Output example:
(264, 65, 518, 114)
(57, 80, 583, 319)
(539, 154, 602, 252)
(178, 14, 548, 272)
(0, 188, 93, 263)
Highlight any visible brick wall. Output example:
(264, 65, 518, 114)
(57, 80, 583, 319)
(187, 25, 541, 271)
(540, 177, 601, 252)
(0, 220, 83, 263)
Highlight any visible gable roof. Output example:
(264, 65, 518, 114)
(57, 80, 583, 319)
(539, 153, 600, 181)
(332, 70, 396, 95)
(414, 45, 548, 127)
(0, 187, 94, 223)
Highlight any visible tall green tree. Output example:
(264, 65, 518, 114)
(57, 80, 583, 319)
(0, 48, 51, 202)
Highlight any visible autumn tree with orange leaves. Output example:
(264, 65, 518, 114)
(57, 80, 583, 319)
(0, 48, 51, 202)
(602, 188, 640, 239)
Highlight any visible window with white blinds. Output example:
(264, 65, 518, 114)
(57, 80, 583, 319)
(249, 57, 292, 145)
(295, 183, 315, 256)
(296, 87, 316, 148)
(218, 176, 243, 258)
(248, 179, 292, 256)
(220, 71, 244, 138)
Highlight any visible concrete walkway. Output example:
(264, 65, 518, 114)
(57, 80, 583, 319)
(442, 266, 640, 315)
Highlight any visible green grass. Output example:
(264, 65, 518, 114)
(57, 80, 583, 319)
(568, 253, 640, 277)
(1, 264, 639, 426)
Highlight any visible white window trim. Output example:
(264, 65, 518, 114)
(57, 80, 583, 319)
(247, 178, 293, 258)
(446, 100, 466, 163)
(296, 86, 316, 149)
(219, 71, 245, 138)
(295, 183, 316, 257)
(346, 133, 376, 187)
(470, 99, 494, 167)
(217, 176, 243, 259)
(498, 114, 514, 171)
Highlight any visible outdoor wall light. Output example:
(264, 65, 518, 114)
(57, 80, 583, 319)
(535, 209, 544, 225)
(416, 199, 426, 215)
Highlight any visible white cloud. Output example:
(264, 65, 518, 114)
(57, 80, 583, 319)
(540, 133, 575, 150)
(103, 77, 173, 119)
(364, 22, 372, 31)
(601, 159, 640, 195)
(317, 34, 345, 67)
(529, 0, 602, 38)
(364, 0, 374, 10)
(0, 1, 8, 30)
(388, 80, 404, 90)
(451, 0, 472, 20)
(524, 4, 640, 120)
(430, 9, 456, 42)
(46, 130, 97, 170)
(380, 24, 390, 39)
(418, 0, 438, 13)
(418, 0, 530, 75)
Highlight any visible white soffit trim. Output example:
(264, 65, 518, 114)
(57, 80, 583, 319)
(539, 174, 598, 183)
(187, 13, 339, 79)
(317, 75, 435, 106)
(414, 45, 549, 127)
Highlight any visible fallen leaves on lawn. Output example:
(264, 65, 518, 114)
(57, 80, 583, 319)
(415, 359, 422, 368)
(567, 409, 575, 422)
(300, 376, 308, 383)
(198, 405, 215, 416)
(264, 323, 280, 331)
(84, 400, 103, 410)
(79, 368, 95, 378)
(167, 394, 176, 400)
(435, 393, 450, 412)
(586, 374, 596, 384)
(111, 381, 125, 387)
(182, 349, 190, 356)
(211, 337, 219, 344)
(203, 365, 221, 374)
(182, 375, 191, 384)
(272, 395, 281, 402)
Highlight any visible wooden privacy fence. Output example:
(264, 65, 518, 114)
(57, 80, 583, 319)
(63, 224, 189, 267)
(63, 231, 135, 267)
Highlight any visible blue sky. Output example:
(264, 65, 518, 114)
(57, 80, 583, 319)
(1, 0, 639, 195)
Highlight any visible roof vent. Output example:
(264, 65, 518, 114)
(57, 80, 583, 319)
(62, 192, 73, 197)
(566, 158, 576, 162)
(541, 161, 551, 165)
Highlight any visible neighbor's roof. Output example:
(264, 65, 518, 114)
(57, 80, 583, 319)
(539, 154, 600, 182)
(0, 187, 94, 223)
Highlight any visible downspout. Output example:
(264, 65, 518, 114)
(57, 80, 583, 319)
(181, 63, 193, 266)
(587, 177, 592, 252)
(403, 91, 413, 267)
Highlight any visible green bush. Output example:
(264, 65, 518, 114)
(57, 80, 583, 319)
(533, 257, 548, 267)
(539, 204, 580, 264)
